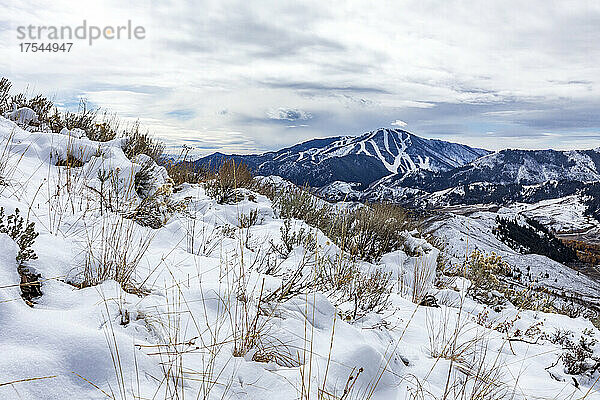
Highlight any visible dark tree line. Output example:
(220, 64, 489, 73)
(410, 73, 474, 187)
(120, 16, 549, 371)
(582, 183, 600, 222)
(494, 216, 577, 264)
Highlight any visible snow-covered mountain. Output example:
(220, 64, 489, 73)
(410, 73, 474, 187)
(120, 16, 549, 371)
(195, 128, 489, 188)
(199, 131, 600, 209)
(345, 148, 600, 208)
(397, 148, 600, 192)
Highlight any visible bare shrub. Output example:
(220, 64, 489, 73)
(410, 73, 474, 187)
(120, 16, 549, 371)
(263, 249, 315, 303)
(270, 218, 317, 258)
(274, 186, 331, 229)
(204, 159, 254, 204)
(332, 203, 412, 262)
(121, 120, 165, 162)
(161, 145, 209, 185)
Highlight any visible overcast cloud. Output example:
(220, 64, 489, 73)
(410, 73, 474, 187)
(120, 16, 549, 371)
(1, 0, 599, 154)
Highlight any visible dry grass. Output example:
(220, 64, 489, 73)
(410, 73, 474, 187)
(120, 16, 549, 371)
(78, 215, 155, 294)
(274, 186, 417, 263)
(204, 159, 255, 204)
(121, 120, 165, 163)
(161, 145, 209, 186)
(0, 128, 27, 196)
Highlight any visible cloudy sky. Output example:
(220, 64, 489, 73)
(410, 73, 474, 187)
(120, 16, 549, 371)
(2, 0, 599, 154)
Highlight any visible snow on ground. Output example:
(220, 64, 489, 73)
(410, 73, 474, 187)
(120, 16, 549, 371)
(427, 208, 600, 302)
(510, 195, 600, 234)
(1, 116, 600, 399)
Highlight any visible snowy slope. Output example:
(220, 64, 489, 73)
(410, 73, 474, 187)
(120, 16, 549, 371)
(1, 116, 600, 399)
(427, 207, 600, 303)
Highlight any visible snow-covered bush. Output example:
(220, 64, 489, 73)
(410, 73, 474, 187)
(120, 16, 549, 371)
(128, 155, 187, 228)
(47, 102, 119, 142)
(8, 107, 40, 127)
(128, 185, 188, 229)
(6, 93, 52, 128)
(561, 329, 600, 376)
(270, 218, 317, 258)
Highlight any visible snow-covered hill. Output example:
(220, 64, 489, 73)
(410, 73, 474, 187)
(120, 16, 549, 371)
(2, 115, 600, 399)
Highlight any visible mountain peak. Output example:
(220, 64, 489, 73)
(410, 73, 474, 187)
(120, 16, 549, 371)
(195, 128, 490, 188)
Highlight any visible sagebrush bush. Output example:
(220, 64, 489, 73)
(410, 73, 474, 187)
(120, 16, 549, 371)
(8, 92, 54, 127)
(274, 187, 415, 262)
(464, 250, 557, 312)
(121, 121, 165, 162)
(466, 251, 511, 292)
(0, 207, 39, 266)
(274, 186, 331, 229)
(204, 159, 254, 204)
(270, 219, 317, 258)
(332, 203, 412, 262)
(0, 207, 42, 304)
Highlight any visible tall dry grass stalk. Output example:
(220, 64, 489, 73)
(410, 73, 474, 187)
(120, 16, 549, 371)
(0, 128, 26, 195)
(80, 215, 154, 293)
